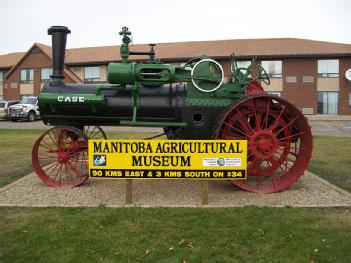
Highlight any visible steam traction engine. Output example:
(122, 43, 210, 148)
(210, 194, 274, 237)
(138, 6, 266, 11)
(32, 26, 312, 193)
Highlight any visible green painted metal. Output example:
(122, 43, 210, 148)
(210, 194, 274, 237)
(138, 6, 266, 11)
(119, 120, 187, 127)
(41, 27, 270, 125)
(108, 62, 176, 85)
(119, 26, 131, 64)
(39, 92, 105, 114)
(106, 27, 271, 115)
(95, 84, 124, 95)
(39, 93, 105, 106)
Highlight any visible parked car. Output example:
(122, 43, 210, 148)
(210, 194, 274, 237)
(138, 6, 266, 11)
(8, 96, 40, 122)
(0, 100, 20, 120)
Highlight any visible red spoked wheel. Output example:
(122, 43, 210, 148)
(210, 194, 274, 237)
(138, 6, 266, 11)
(215, 94, 313, 193)
(83, 126, 107, 139)
(32, 126, 89, 188)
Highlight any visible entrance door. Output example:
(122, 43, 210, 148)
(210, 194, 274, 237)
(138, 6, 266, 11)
(317, 92, 338, 115)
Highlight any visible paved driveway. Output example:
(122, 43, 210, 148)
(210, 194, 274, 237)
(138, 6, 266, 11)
(1, 119, 351, 136)
(309, 120, 351, 137)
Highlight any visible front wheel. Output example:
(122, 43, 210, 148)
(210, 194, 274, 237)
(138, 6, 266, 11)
(27, 111, 36, 122)
(32, 125, 89, 188)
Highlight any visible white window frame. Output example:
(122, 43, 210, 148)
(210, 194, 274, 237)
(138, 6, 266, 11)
(20, 69, 34, 84)
(303, 76, 314, 83)
(84, 66, 100, 82)
(261, 61, 282, 78)
(286, 76, 297, 83)
(236, 61, 252, 77)
(0, 71, 3, 84)
(317, 91, 339, 115)
(317, 59, 339, 78)
(41, 68, 53, 82)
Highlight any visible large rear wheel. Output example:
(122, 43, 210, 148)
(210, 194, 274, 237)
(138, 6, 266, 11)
(214, 94, 313, 193)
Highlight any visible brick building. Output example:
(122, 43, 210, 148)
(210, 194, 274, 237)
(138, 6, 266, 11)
(1, 38, 351, 115)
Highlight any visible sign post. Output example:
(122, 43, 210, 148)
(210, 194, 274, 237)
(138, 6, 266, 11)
(202, 181, 209, 205)
(125, 180, 133, 204)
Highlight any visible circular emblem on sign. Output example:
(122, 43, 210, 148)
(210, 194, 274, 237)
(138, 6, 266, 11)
(217, 158, 225, 166)
(346, 68, 351, 81)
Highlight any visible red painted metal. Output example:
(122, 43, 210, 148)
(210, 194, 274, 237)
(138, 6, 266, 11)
(215, 94, 313, 193)
(32, 126, 89, 188)
(245, 81, 265, 95)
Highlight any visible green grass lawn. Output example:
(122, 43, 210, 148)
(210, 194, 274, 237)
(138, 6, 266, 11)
(1, 206, 350, 263)
(0, 129, 44, 187)
(0, 129, 158, 188)
(308, 136, 351, 192)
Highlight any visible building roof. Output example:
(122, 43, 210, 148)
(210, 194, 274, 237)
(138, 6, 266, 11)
(0, 52, 26, 69)
(4, 43, 82, 83)
(64, 38, 351, 65)
(1, 38, 351, 69)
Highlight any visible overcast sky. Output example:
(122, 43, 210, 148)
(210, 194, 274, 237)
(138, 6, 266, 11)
(0, 0, 350, 55)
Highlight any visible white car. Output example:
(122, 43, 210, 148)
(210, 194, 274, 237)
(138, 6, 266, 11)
(0, 100, 20, 120)
(8, 96, 40, 122)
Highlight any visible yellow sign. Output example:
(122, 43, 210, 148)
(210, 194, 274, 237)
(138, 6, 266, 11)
(88, 140, 247, 180)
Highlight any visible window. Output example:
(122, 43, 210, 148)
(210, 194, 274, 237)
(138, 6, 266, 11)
(286, 76, 296, 83)
(72, 67, 82, 73)
(266, 91, 281, 96)
(20, 95, 31, 102)
(20, 69, 34, 84)
(349, 92, 351, 109)
(0, 96, 3, 100)
(236, 61, 251, 76)
(318, 60, 339, 77)
(236, 61, 251, 69)
(261, 61, 282, 78)
(41, 68, 52, 82)
(20, 96, 36, 104)
(303, 76, 314, 83)
(318, 92, 338, 115)
(0, 71, 3, 84)
(84, 66, 100, 82)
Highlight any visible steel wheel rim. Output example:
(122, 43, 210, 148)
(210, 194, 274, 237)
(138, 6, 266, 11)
(215, 95, 312, 193)
(32, 126, 89, 188)
(83, 126, 107, 139)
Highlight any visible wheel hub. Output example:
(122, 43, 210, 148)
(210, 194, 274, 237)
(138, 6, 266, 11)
(250, 131, 278, 159)
(58, 152, 69, 163)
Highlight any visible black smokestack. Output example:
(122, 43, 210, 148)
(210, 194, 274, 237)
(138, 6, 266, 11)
(48, 26, 71, 85)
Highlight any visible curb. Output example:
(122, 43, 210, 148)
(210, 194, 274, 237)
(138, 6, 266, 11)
(0, 173, 34, 193)
(0, 203, 350, 208)
(307, 115, 351, 121)
(307, 172, 351, 198)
